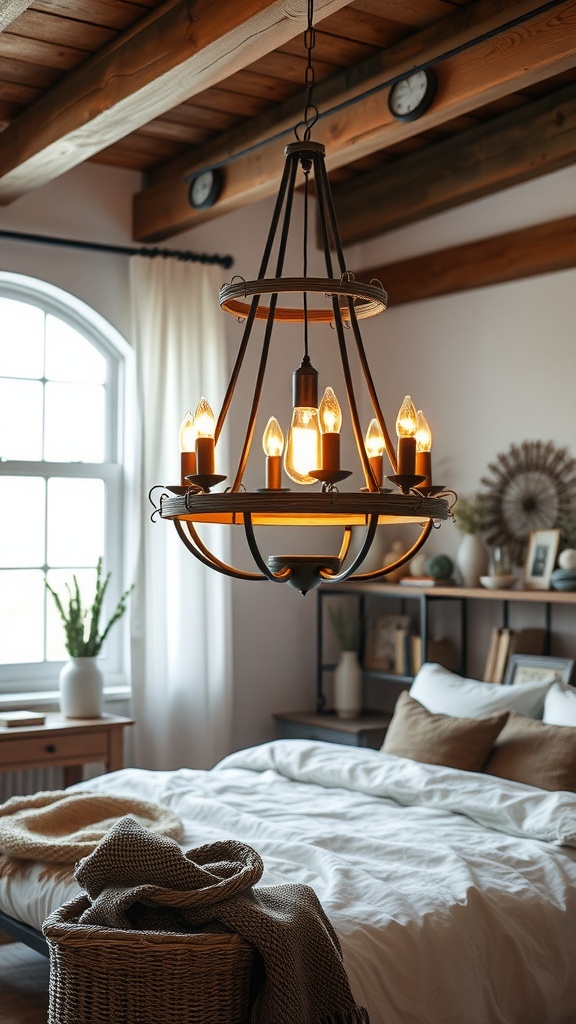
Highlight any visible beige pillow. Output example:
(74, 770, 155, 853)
(381, 692, 509, 772)
(483, 711, 576, 792)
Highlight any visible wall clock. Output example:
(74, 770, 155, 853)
(479, 440, 576, 566)
(388, 68, 437, 123)
(188, 168, 223, 210)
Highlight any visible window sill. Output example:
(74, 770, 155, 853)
(0, 685, 131, 712)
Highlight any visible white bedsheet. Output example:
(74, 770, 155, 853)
(2, 739, 576, 1024)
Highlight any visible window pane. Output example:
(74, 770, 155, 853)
(0, 477, 45, 568)
(46, 567, 96, 661)
(0, 569, 44, 663)
(47, 478, 105, 567)
(0, 298, 44, 378)
(0, 378, 43, 460)
(44, 382, 105, 462)
(45, 316, 107, 384)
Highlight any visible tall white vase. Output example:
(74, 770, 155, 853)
(456, 534, 488, 588)
(59, 657, 104, 718)
(334, 651, 362, 719)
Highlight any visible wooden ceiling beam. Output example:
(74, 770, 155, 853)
(333, 81, 576, 245)
(360, 215, 576, 306)
(0, 2, 36, 32)
(132, 0, 576, 241)
(0, 0, 351, 204)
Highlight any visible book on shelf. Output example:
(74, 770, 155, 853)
(491, 628, 512, 684)
(410, 634, 423, 674)
(0, 710, 46, 727)
(364, 613, 411, 671)
(394, 625, 410, 675)
(483, 628, 502, 682)
(393, 629, 423, 676)
(483, 627, 546, 683)
(426, 637, 456, 672)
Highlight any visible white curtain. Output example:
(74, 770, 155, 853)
(129, 256, 232, 770)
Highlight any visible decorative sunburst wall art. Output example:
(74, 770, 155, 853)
(480, 441, 576, 566)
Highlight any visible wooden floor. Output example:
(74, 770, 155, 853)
(0, 938, 49, 1024)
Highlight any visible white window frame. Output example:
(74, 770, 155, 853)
(0, 272, 136, 700)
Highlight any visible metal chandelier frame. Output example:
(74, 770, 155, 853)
(151, 137, 451, 594)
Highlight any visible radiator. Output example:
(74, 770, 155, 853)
(0, 767, 63, 802)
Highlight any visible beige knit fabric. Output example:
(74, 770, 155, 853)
(74, 816, 370, 1024)
(0, 790, 183, 874)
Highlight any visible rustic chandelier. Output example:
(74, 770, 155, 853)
(151, 1, 451, 595)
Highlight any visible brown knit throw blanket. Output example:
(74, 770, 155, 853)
(0, 790, 183, 878)
(74, 816, 370, 1024)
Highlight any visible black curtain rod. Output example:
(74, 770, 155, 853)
(0, 228, 233, 269)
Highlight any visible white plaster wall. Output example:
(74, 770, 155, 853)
(2, 160, 575, 749)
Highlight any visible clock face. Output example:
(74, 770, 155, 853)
(189, 169, 222, 210)
(388, 69, 437, 123)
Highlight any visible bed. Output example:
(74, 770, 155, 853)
(1, 664, 576, 1024)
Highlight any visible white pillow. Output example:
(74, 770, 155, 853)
(542, 681, 576, 727)
(410, 662, 554, 720)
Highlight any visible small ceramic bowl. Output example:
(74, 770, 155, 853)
(550, 568, 576, 591)
(479, 575, 517, 590)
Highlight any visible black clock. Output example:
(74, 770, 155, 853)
(388, 68, 437, 123)
(188, 168, 223, 210)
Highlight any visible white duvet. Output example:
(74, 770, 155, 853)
(2, 738, 576, 1024)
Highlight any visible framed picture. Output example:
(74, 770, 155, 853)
(504, 654, 574, 687)
(523, 529, 560, 590)
(363, 613, 410, 672)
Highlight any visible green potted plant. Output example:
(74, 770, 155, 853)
(46, 558, 133, 718)
(328, 604, 362, 719)
(453, 492, 489, 587)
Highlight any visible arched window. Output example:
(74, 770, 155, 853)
(0, 273, 135, 694)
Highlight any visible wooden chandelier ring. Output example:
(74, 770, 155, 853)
(219, 277, 387, 323)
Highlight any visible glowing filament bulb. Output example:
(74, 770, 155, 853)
(194, 396, 215, 438)
(365, 417, 385, 488)
(179, 410, 197, 483)
(194, 396, 216, 475)
(262, 416, 284, 457)
(395, 395, 417, 476)
(263, 417, 284, 489)
(415, 409, 433, 488)
(318, 387, 342, 473)
(319, 387, 342, 434)
(179, 410, 197, 452)
(415, 410, 432, 452)
(365, 418, 385, 458)
(284, 409, 321, 485)
(396, 395, 418, 438)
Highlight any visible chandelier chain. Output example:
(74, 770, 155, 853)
(295, 0, 318, 141)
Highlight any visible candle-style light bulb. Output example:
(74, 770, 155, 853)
(319, 387, 342, 472)
(415, 409, 432, 488)
(194, 396, 216, 475)
(179, 410, 197, 484)
(284, 356, 321, 486)
(263, 416, 284, 490)
(319, 387, 342, 434)
(365, 417, 385, 487)
(194, 397, 215, 438)
(415, 410, 432, 453)
(395, 395, 417, 476)
(263, 416, 284, 457)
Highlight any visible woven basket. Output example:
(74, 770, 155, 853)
(42, 894, 256, 1024)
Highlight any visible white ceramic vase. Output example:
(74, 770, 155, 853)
(456, 533, 488, 588)
(334, 650, 362, 719)
(59, 657, 104, 718)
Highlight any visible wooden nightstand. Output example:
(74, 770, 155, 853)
(0, 713, 134, 787)
(273, 710, 391, 749)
